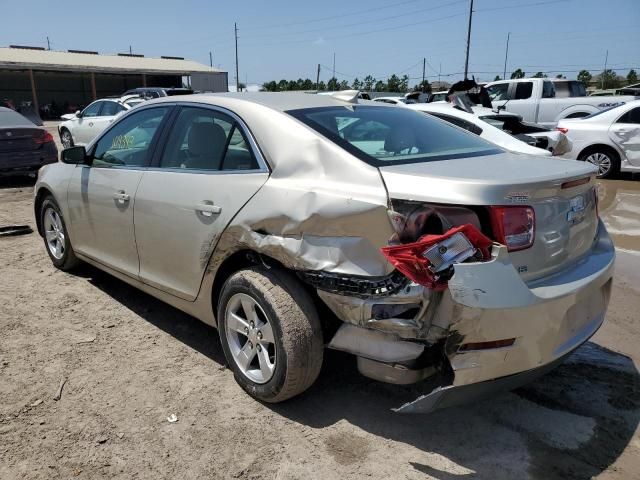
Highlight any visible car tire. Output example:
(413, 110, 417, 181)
(40, 196, 81, 271)
(217, 266, 323, 403)
(579, 147, 620, 179)
(60, 128, 74, 148)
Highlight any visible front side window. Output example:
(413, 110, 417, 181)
(159, 107, 258, 171)
(82, 102, 102, 118)
(542, 81, 555, 99)
(288, 106, 501, 166)
(92, 107, 169, 167)
(487, 83, 509, 101)
(514, 82, 533, 100)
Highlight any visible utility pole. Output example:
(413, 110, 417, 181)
(332, 52, 336, 80)
(422, 58, 426, 92)
(46, 36, 50, 50)
(234, 22, 239, 92)
(316, 63, 321, 91)
(209, 51, 213, 68)
(503, 32, 510, 80)
(463, 0, 474, 79)
(601, 49, 608, 89)
(438, 62, 441, 84)
(129, 45, 132, 55)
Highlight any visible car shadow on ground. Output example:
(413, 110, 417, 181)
(85, 266, 639, 480)
(0, 176, 36, 189)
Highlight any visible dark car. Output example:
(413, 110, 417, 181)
(0, 107, 57, 177)
(122, 87, 194, 99)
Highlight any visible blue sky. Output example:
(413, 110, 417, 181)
(2, 0, 639, 86)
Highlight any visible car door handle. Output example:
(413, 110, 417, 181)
(195, 202, 222, 216)
(113, 191, 130, 204)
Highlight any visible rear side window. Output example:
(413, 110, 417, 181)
(100, 102, 125, 116)
(288, 106, 501, 166)
(514, 82, 533, 100)
(617, 107, 640, 124)
(159, 107, 258, 171)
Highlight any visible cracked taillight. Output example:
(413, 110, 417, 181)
(488, 206, 535, 252)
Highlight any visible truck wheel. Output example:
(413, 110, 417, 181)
(40, 196, 81, 271)
(218, 267, 323, 403)
(579, 146, 620, 179)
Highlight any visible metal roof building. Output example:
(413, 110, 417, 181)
(0, 46, 228, 118)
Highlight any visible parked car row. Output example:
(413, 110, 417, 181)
(33, 90, 614, 413)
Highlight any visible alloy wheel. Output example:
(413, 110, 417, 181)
(43, 207, 65, 260)
(61, 131, 73, 148)
(224, 293, 276, 384)
(585, 152, 612, 177)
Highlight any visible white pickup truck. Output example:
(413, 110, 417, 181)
(485, 78, 638, 128)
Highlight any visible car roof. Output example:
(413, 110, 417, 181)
(147, 91, 391, 113)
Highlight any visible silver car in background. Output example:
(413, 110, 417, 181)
(34, 92, 614, 412)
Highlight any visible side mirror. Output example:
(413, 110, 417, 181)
(75, 110, 82, 118)
(61, 146, 88, 165)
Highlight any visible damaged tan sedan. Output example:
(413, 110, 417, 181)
(34, 91, 614, 412)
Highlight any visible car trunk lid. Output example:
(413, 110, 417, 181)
(0, 127, 44, 153)
(378, 152, 599, 281)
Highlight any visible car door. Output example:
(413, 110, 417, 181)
(133, 105, 269, 300)
(610, 106, 640, 166)
(74, 101, 104, 145)
(501, 81, 537, 122)
(66, 106, 171, 277)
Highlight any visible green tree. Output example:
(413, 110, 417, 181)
(555, 74, 566, 79)
(577, 70, 592, 87)
(532, 72, 547, 78)
(493, 75, 501, 81)
(317, 80, 326, 91)
(374, 80, 387, 92)
(302, 79, 314, 90)
(600, 69, 619, 89)
(363, 75, 376, 91)
(510, 69, 525, 79)
(327, 77, 339, 91)
(338, 80, 350, 90)
(413, 80, 431, 93)
(277, 79, 288, 91)
(352, 78, 362, 90)
(262, 81, 277, 92)
(399, 75, 410, 93)
(387, 74, 401, 92)
(627, 69, 638, 85)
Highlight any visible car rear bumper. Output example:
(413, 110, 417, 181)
(326, 220, 614, 412)
(0, 149, 57, 175)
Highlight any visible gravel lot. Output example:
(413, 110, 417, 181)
(1, 142, 639, 478)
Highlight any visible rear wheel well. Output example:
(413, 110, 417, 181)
(578, 144, 620, 161)
(34, 188, 54, 236)
(564, 111, 590, 119)
(211, 250, 340, 340)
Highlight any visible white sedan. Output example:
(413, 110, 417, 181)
(557, 100, 640, 178)
(58, 96, 144, 148)
(408, 103, 554, 156)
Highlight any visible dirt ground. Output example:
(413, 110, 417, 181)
(1, 168, 640, 479)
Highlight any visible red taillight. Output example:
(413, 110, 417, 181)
(34, 131, 54, 145)
(556, 127, 568, 134)
(380, 224, 493, 290)
(488, 206, 535, 252)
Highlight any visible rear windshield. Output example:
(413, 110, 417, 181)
(0, 108, 34, 127)
(287, 105, 501, 166)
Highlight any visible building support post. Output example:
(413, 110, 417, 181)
(28, 69, 39, 112)
(90, 72, 97, 101)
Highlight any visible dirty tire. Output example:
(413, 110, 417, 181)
(218, 267, 323, 403)
(40, 196, 81, 271)
(60, 128, 74, 148)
